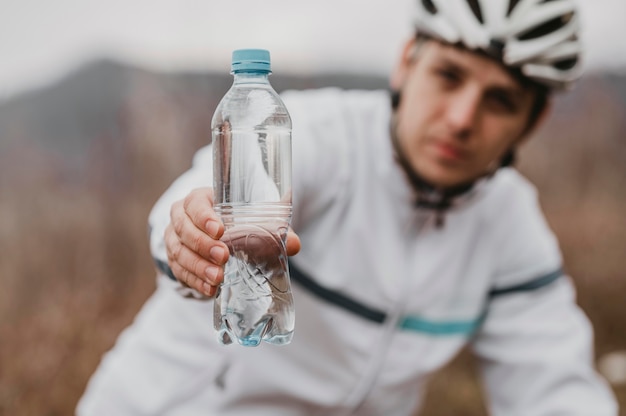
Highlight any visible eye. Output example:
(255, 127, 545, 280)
(435, 67, 462, 87)
(486, 90, 518, 113)
(437, 68, 460, 82)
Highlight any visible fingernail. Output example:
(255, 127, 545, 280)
(210, 246, 227, 263)
(205, 220, 220, 238)
(202, 282, 214, 297)
(205, 266, 219, 282)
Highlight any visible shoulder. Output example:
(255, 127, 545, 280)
(481, 168, 563, 288)
(481, 168, 543, 228)
(281, 88, 391, 158)
(486, 168, 538, 206)
(280, 88, 390, 127)
(281, 88, 390, 165)
(283, 88, 391, 229)
(280, 87, 389, 107)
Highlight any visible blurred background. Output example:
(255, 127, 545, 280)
(0, 0, 625, 414)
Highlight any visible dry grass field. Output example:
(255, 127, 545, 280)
(0, 66, 624, 415)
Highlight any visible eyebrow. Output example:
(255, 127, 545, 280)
(436, 55, 526, 98)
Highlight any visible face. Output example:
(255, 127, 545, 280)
(391, 40, 539, 188)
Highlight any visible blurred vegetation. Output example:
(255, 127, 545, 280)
(0, 61, 624, 415)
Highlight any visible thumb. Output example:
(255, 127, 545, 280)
(286, 229, 301, 256)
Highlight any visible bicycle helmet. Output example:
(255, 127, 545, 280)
(414, 0, 582, 90)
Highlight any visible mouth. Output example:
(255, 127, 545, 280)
(430, 141, 469, 162)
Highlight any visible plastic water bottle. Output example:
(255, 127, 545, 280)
(211, 49, 295, 347)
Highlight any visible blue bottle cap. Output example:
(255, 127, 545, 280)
(231, 49, 271, 74)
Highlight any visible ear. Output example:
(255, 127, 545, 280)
(389, 38, 419, 91)
(531, 97, 552, 134)
(516, 97, 553, 146)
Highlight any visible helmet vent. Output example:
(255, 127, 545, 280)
(554, 57, 578, 70)
(467, 0, 484, 24)
(487, 39, 506, 60)
(507, 0, 522, 17)
(421, 0, 438, 15)
(517, 14, 570, 41)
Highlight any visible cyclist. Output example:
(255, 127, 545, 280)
(78, 0, 618, 414)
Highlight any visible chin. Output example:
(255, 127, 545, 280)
(419, 168, 465, 189)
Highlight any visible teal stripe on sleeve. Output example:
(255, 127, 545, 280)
(398, 314, 485, 335)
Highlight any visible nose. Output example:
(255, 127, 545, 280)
(445, 87, 481, 139)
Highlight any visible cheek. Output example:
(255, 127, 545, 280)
(397, 113, 426, 155)
(397, 99, 432, 145)
(480, 122, 525, 162)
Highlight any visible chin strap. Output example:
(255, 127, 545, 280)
(391, 128, 477, 227)
(389, 90, 491, 227)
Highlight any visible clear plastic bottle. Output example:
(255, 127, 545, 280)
(211, 49, 294, 347)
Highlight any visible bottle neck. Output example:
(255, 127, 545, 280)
(232, 71, 271, 84)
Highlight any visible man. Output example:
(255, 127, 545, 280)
(78, 0, 618, 414)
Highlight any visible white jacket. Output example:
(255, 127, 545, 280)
(77, 88, 617, 415)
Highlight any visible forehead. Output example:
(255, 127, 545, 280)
(419, 41, 525, 91)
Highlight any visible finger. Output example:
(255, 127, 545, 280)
(166, 228, 223, 297)
(175, 210, 229, 264)
(183, 187, 224, 239)
(169, 199, 187, 237)
(166, 224, 226, 285)
(173, 241, 225, 286)
(222, 227, 301, 258)
(169, 260, 216, 297)
(286, 229, 301, 256)
(170, 194, 229, 263)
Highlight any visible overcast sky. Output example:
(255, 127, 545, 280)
(1, 0, 625, 99)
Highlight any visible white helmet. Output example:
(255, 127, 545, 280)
(414, 0, 582, 90)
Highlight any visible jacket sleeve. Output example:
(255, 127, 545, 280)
(472, 278, 617, 415)
(470, 171, 617, 415)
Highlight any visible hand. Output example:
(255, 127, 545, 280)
(165, 187, 301, 297)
